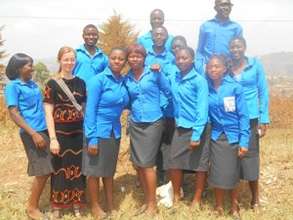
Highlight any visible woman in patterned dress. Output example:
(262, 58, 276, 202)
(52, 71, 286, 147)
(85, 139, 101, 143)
(44, 46, 86, 218)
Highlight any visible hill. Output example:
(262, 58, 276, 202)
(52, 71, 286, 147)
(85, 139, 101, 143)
(260, 52, 293, 77)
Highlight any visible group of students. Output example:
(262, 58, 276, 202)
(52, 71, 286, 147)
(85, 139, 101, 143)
(4, 0, 270, 219)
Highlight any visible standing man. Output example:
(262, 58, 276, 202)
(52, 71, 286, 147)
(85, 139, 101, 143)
(74, 24, 108, 85)
(195, 0, 243, 75)
(138, 9, 174, 52)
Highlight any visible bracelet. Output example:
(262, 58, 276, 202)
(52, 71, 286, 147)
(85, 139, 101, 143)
(50, 137, 57, 141)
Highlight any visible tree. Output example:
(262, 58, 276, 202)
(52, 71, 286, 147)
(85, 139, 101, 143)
(33, 62, 50, 87)
(98, 12, 139, 55)
(0, 26, 7, 60)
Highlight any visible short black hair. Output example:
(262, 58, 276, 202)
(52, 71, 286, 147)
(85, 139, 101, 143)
(83, 24, 98, 33)
(208, 54, 230, 69)
(177, 47, 195, 60)
(172, 35, 187, 47)
(152, 26, 168, 35)
(229, 36, 247, 48)
(150, 9, 164, 17)
(110, 47, 127, 56)
(5, 53, 33, 80)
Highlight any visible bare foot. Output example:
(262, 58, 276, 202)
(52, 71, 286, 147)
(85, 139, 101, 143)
(144, 206, 158, 217)
(91, 205, 107, 220)
(190, 201, 201, 211)
(214, 206, 224, 216)
(26, 208, 44, 220)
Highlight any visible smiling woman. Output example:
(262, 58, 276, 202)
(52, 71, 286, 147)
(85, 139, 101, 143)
(43, 46, 87, 218)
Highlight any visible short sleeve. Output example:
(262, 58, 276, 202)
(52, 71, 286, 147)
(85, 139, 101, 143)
(4, 83, 19, 108)
(43, 79, 56, 104)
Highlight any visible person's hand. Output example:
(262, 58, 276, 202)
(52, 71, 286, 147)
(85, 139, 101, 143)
(150, 64, 161, 72)
(87, 145, 99, 156)
(32, 132, 47, 149)
(258, 124, 268, 138)
(189, 141, 200, 150)
(50, 138, 60, 155)
(238, 147, 248, 159)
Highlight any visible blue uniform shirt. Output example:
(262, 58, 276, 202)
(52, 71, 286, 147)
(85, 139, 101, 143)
(170, 68, 208, 141)
(73, 44, 108, 85)
(145, 47, 174, 117)
(195, 17, 243, 74)
(84, 67, 129, 146)
(138, 31, 174, 52)
(125, 66, 172, 123)
(208, 75, 250, 148)
(231, 57, 270, 124)
(4, 79, 47, 132)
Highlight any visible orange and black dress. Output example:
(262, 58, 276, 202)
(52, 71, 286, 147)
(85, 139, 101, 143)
(44, 77, 86, 209)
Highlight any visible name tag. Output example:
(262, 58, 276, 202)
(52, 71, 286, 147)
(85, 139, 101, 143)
(223, 96, 236, 112)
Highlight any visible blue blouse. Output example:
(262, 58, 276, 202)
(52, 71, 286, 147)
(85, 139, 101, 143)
(5, 79, 47, 132)
(208, 75, 250, 148)
(170, 68, 208, 141)
(73, 44, 108, 85)
(84, 67, 129, 146)
(125, 66, 172, 123)
(231, 57, 270, 124)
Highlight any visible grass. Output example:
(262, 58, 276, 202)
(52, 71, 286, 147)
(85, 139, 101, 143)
(0, 123, 293, 220)
(0, 96, 293, 219)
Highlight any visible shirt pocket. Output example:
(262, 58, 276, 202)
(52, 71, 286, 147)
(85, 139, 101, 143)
(223, 96, 236, 112)
(20, 88, 40, 109)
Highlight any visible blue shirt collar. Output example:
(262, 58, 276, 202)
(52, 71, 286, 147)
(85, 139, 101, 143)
(213, 16, 232, 25)
(147, 46, 167, 57)
(128, 65, 151, 81)
(104, 67, 124, 82)
(77, 44, 103, 57)
(208, 73, 234, 90)
(14, 78, 35, 86)
(176, 67, 198, 81)
(244, 57, 256, 70)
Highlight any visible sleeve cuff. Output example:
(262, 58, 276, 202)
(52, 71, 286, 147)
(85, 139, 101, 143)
(88, 137, 99, 146)
(239, 139, 249, 149)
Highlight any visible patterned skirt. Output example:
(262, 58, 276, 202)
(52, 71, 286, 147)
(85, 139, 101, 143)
(50, 131, 86, 208)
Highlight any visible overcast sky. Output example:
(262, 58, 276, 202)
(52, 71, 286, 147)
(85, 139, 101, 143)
(1, 0, 293, 63)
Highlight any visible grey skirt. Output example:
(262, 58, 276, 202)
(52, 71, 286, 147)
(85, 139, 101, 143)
(130, 119, 163, 167)
(165, 124, 210, 171)
(20, 130, 54, 176)
(240, 119, 260, 181)
(82, 135, 120, 177)
(208, 134, 240, 189)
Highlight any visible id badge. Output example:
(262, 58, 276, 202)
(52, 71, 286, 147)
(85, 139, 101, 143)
(223, 96, 236, 112)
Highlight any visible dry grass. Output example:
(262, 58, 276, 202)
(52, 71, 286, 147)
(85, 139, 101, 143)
(0, 95, 293, 219)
